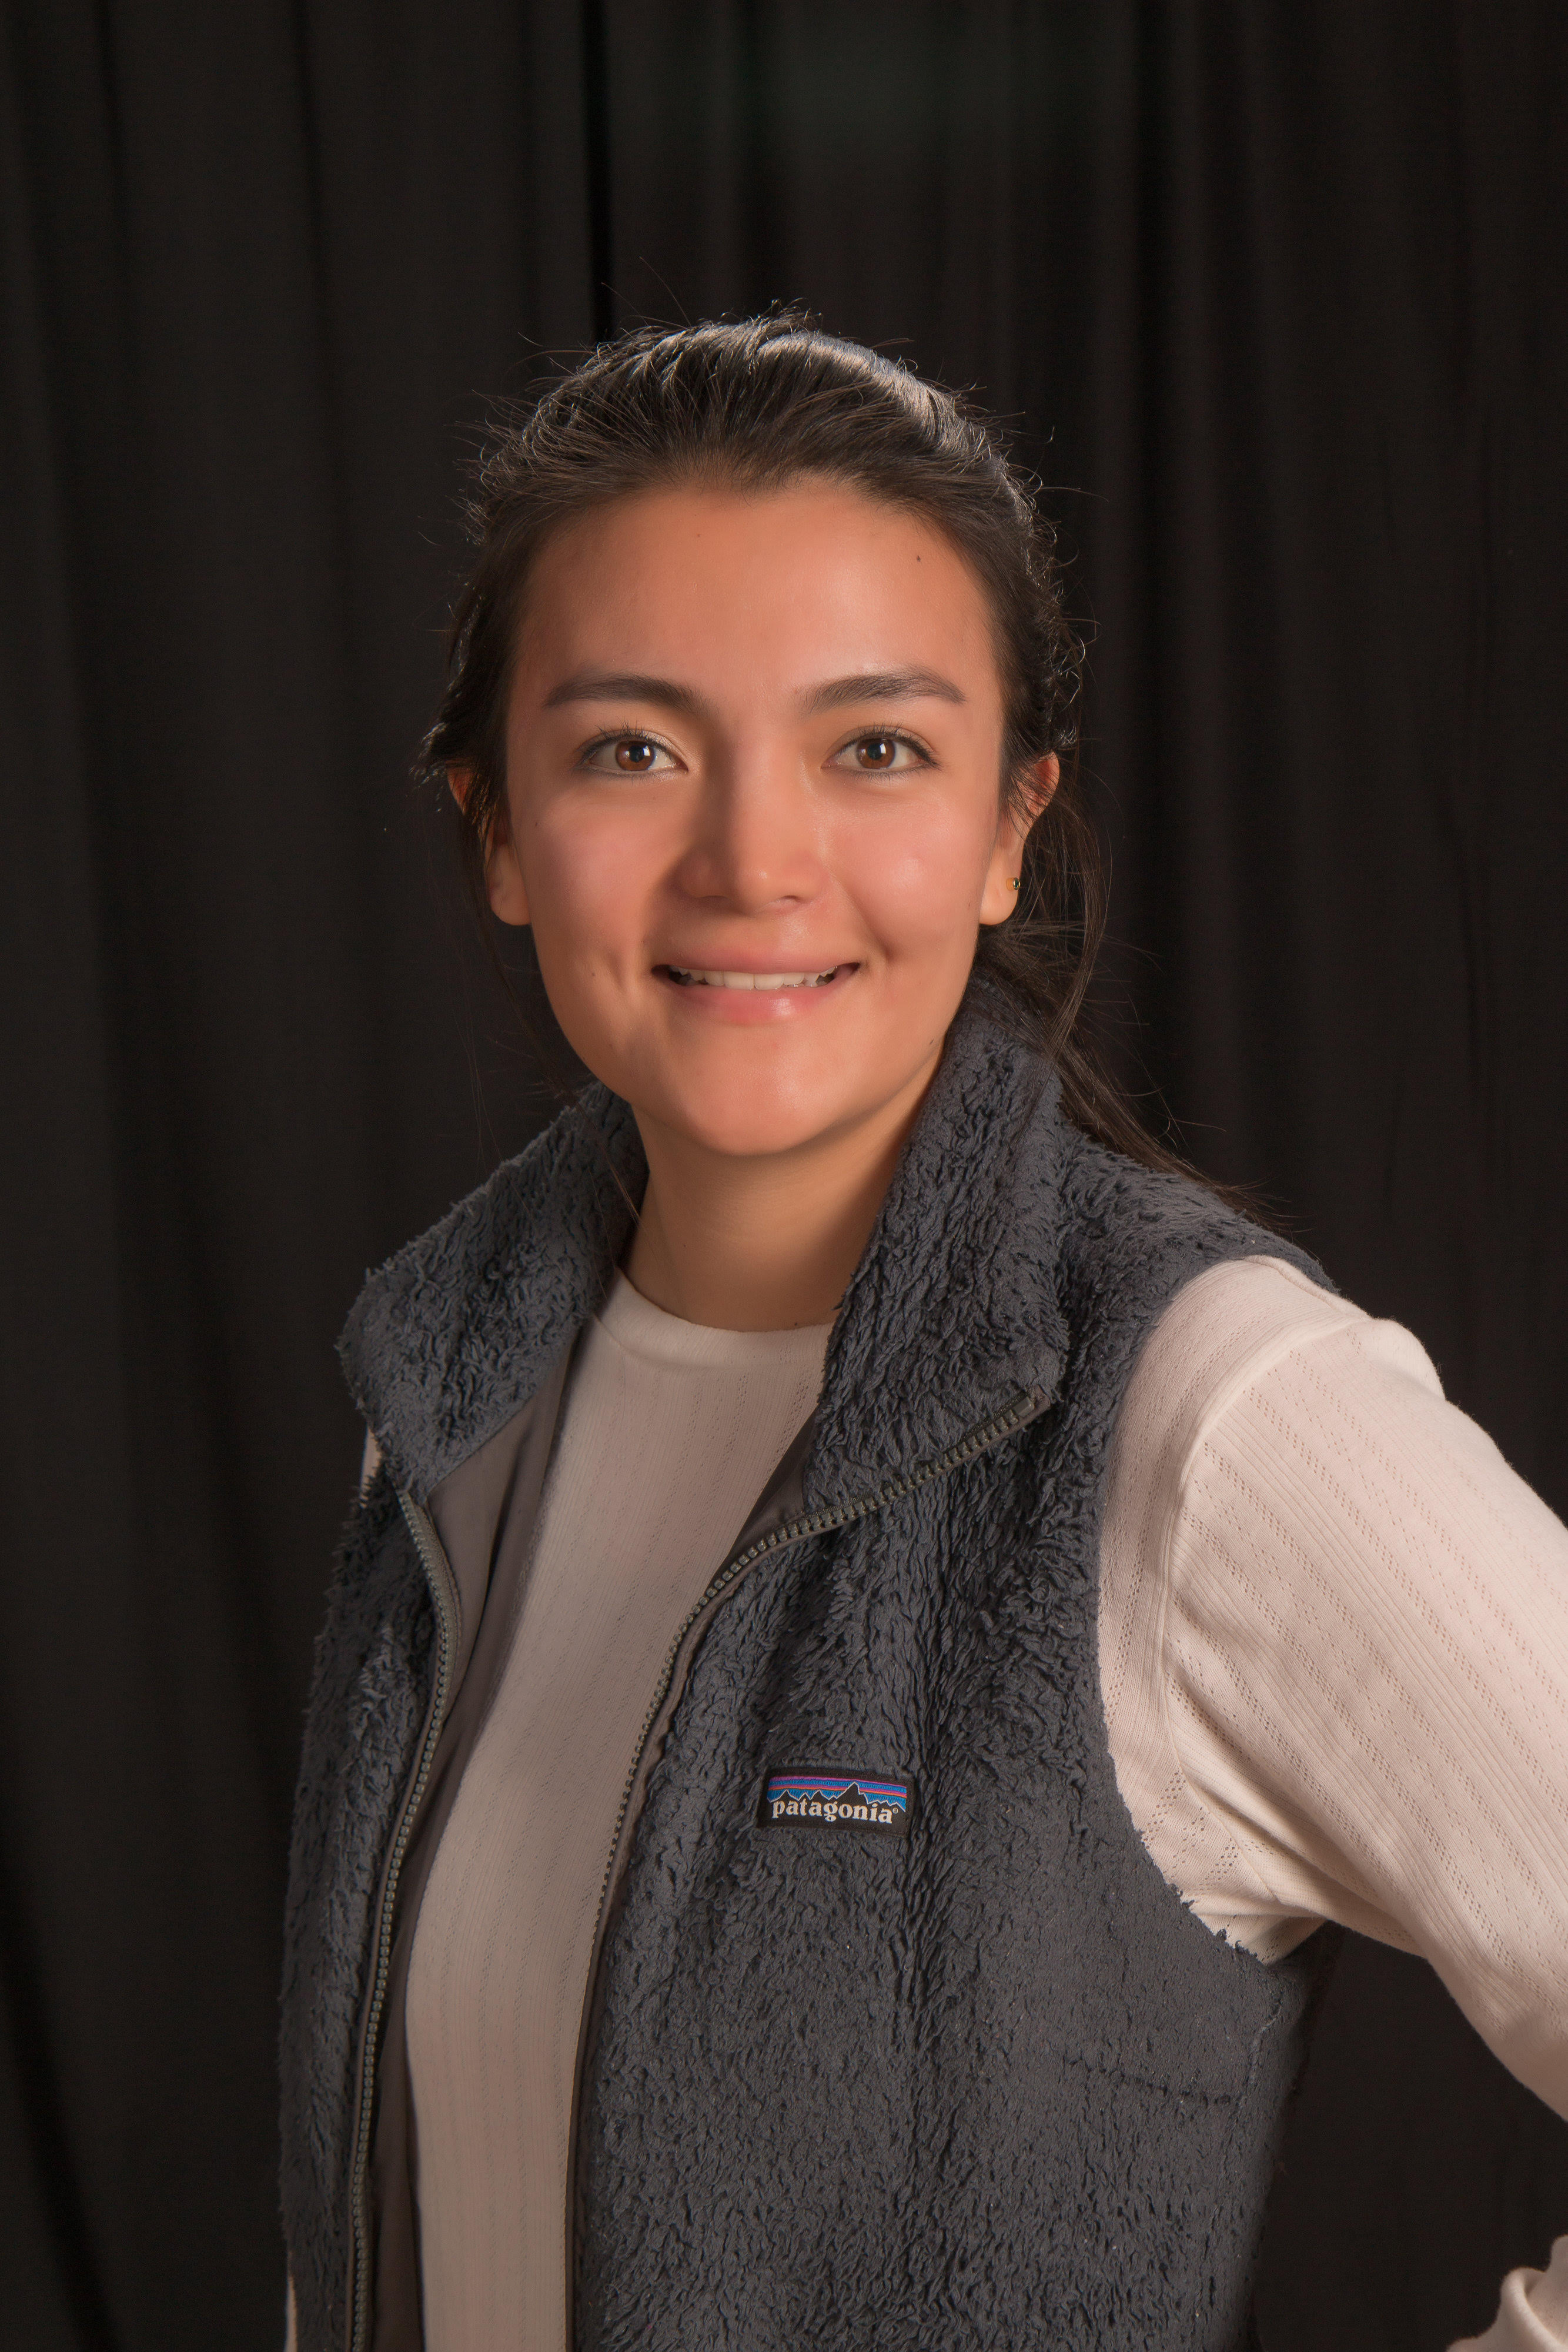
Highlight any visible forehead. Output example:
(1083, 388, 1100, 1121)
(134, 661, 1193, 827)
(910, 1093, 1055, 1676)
(513, 480, 1004, 714)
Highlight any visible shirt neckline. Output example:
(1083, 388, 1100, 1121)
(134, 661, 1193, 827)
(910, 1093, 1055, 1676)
(596, 1269, 834, 1374)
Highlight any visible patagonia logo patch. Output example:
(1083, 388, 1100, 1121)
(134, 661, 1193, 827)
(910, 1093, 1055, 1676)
(760, 1768, 911, 1838)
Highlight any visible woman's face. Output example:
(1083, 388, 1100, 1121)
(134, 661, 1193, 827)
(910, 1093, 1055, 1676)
(485, 480, 1052, 1161)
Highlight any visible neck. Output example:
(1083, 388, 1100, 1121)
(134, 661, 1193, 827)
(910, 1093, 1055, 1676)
(623, 1060, 940, 1331)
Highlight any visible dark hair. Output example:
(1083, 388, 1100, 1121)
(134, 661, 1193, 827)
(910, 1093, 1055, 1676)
(424, 310, 1193, 1182)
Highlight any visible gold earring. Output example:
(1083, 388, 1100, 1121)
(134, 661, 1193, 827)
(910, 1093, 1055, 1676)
(1009, 876, 1021, 890)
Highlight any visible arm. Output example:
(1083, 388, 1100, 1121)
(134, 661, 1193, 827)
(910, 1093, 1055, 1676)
(1100, 1255, 1568, 2351)
(1459, 2250, 1568, 2351)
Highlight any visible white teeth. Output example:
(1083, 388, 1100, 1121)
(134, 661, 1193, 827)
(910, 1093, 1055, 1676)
(666, 965, 844, 990)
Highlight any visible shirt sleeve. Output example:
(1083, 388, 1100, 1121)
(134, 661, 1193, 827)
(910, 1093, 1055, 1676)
(1099, 1255, 1568, 2352)
(1453, 2239, 1568, 2350)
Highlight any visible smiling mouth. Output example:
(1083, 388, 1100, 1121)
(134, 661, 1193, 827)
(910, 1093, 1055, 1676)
(659, 964, 854, 991)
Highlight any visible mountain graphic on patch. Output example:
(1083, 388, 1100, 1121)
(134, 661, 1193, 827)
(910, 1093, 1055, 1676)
(760, 1768, 911, 1838)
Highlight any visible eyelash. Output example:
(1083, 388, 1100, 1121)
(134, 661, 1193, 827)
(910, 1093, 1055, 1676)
(574, 726, 937, 771)
(576, 729, 681, 770)
(832, 728, 935, 770)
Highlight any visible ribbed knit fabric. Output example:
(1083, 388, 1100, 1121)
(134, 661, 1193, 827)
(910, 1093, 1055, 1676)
(397, 1255, 1568, 2352)
(1099, 1255, 1568, 2352)
(402, 1276, 830, 2352)
(1100, 1256, 1568, 2120)
(1459, 2241, 1568, 2351)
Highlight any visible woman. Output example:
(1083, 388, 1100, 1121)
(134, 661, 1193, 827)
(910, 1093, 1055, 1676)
(279, 316, 1568, 2352)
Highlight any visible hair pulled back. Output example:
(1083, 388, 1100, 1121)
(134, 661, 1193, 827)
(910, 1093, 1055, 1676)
(426, 310, 1180, 1177)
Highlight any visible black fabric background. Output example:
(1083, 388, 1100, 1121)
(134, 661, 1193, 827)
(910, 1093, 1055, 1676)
(2, 5, 1564, 2346)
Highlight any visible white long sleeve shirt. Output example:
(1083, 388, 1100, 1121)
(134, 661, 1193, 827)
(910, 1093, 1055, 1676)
(393, 1256, 1568, 2352)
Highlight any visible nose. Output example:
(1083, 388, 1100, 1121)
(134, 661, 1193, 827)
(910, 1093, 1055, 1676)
(673, 744, 828, 913)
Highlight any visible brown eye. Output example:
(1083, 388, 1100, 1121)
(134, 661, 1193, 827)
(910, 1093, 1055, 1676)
(827, 729, 928, 779)
(580, 733, 677, 777)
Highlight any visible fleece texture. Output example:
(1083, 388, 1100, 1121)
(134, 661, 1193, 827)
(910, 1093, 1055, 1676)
(280, 993, 1339, 2352)
(279, 1473, 433, 2351)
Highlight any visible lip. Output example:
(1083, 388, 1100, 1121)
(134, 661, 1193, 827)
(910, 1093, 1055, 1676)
(653, 960, 860, 1021)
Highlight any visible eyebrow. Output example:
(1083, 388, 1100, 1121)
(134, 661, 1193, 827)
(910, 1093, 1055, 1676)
(803, 669, 967, 711)
(541, 667, 967, 714)
(543, 671, 706, 714)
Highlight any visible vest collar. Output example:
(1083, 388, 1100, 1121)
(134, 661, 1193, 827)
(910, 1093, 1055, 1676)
(340, 989, 1069, 1505)
(803, 994, 1068, 1508)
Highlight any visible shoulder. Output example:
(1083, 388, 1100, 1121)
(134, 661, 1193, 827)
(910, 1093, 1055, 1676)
(1129, 1252, 1438, 1430)
(1037, 1118, 1337, 1398)
(1108, 1252, 1442, 1534)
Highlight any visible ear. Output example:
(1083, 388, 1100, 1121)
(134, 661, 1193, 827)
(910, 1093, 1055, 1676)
(447, 765, 531, 927)
(979, 751, 1059, 924)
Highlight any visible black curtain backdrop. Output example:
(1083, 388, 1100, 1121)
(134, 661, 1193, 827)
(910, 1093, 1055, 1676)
(2, 6, 1564, 2347)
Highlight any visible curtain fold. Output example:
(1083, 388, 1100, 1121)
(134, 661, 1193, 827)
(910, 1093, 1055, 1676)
(2, 5, 1564, 2343)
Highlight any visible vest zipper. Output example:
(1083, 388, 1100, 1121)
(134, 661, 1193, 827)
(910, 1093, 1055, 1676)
(561, 1380, 1052, 2325)
(345, 1492, 461, 2352)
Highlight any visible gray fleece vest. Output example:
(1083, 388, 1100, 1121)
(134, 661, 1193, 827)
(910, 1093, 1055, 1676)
(279, 997, 1339, 2351)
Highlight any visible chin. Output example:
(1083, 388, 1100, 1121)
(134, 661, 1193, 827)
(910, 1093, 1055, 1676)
(671, 1105, 853, 1161)
(644, 1075, 864, 1161)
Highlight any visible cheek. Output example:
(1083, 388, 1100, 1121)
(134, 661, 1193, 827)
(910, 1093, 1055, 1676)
(836, 794, 997, 953)
(517, 797, 658, 970)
